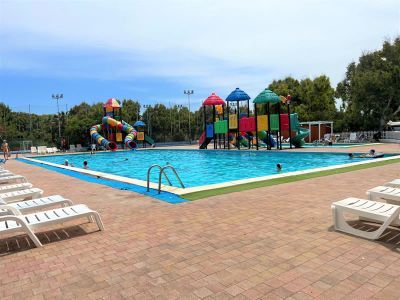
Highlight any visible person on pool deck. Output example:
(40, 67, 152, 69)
(1, 140, 10, 160)
(276, 163, 282, 171)
(83, 160, 89, 169)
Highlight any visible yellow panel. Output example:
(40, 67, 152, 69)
(137, 132, 145, 141)
(229, 114, 238, 129)
(257, 115, 269, 131)
(105, 106, 113, 112)
(116, 132, 123, 142)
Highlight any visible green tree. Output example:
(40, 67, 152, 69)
(121, 99, 141, 124)
(268, 75, 337, 122)
(336, 38, 400, 130)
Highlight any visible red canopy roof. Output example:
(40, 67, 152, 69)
(103, 98, 121, 108)
(203, 92, 226, 106)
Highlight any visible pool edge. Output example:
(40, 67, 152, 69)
(19, 153, 400, 199)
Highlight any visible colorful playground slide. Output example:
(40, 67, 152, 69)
(290, 127, 310, 148)
(144, 135, 155, 147)
(90, 117, 138, 151)
(239, 134, 249, 147)
(258, 131, 276, 147)
(199, 125, 215, 149)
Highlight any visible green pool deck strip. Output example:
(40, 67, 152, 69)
(181, 156, 400, 200)
(22, 153, 400, 202)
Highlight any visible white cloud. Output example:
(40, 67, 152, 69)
(1, 0, 399, 95)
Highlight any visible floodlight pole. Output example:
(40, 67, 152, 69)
(184, 90, 194, 144)
(144, 105, 152, 136)
(52, 93, 63, 140)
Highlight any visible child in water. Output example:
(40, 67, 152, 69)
(83, 160, 89, 169)
(64, 159, 74, 167)
(276, 163, 282, 171)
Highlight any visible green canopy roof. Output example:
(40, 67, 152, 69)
(253, 89, 280, 104)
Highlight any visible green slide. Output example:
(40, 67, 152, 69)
(257, 139, 268, 148)
(240, 137, 249, 147)
(144, 135, 155, 147)
(290, 128, 310, 148)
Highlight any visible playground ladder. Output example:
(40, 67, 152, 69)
(146, 164, 185, 194)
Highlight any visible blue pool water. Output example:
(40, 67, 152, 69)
(30, 150, 391, 188)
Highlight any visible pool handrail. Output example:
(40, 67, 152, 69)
(147, 164, 172, 191)
(158, 165, 185, 194)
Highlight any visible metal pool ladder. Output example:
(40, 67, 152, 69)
(147, 164, 185, 194)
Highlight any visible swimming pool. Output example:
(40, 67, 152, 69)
(29, 149, 393, 189)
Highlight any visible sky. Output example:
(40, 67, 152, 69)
(0, 0, 399, 115)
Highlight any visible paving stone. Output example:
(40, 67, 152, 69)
(1, 144, 399, 299)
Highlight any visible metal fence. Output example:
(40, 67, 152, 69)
(336, 131, 400, 143)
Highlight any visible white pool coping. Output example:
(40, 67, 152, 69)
(21, 152, 400, 196)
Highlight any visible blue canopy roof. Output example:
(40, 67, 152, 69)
(133, 120, 146, 127)
(226, 87, 251, 102)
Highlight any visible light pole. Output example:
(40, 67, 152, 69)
(184, 90, 194, 144)
(169, 101, 173, 136)
(143, 105, 151, 136)
(177, 104, 183, 132)
(52, 93, 63, 140)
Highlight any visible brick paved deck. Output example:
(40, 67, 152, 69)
(1, 144, 400, 299)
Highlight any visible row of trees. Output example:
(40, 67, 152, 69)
(1, 38, 399, 149)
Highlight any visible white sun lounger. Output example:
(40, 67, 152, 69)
(0, 183, 33, 193)
(384, 179, 400, 189)
(367, 186, 400, 204)
(0, 188, 43, 203)
(0, 195, 73, 215)
(0, 175, 27, 184)
(332, 197, 400, 240)
(0, 172, 14, 178)
(0, 204, 104, 247)
(0, 169, 10, 174)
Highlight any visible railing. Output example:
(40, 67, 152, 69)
(147, 164, 172, 191)
(146, 164, 185, 194)
(335, 131, 400, 143)
(158, 165, 185, 194)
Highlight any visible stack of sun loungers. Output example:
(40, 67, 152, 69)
(0, 168, 104, 248)
(332, 179, 400, 240)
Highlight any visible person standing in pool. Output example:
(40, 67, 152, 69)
(83, 160, 89, 169)
(276, 163, 282, 171)
(90, 143, 96, 154)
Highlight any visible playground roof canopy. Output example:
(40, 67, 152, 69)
(253, 89, 280, 104)
(226, 87, 251, 102)
(104, 98, 121, 108)
(203, 92, 226, 106)
(133, 121, 146, 127)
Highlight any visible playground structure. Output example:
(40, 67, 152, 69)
(198, 88, 310, 150)
(133, 120, 155, 148)
(90, 98, 155, 151)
